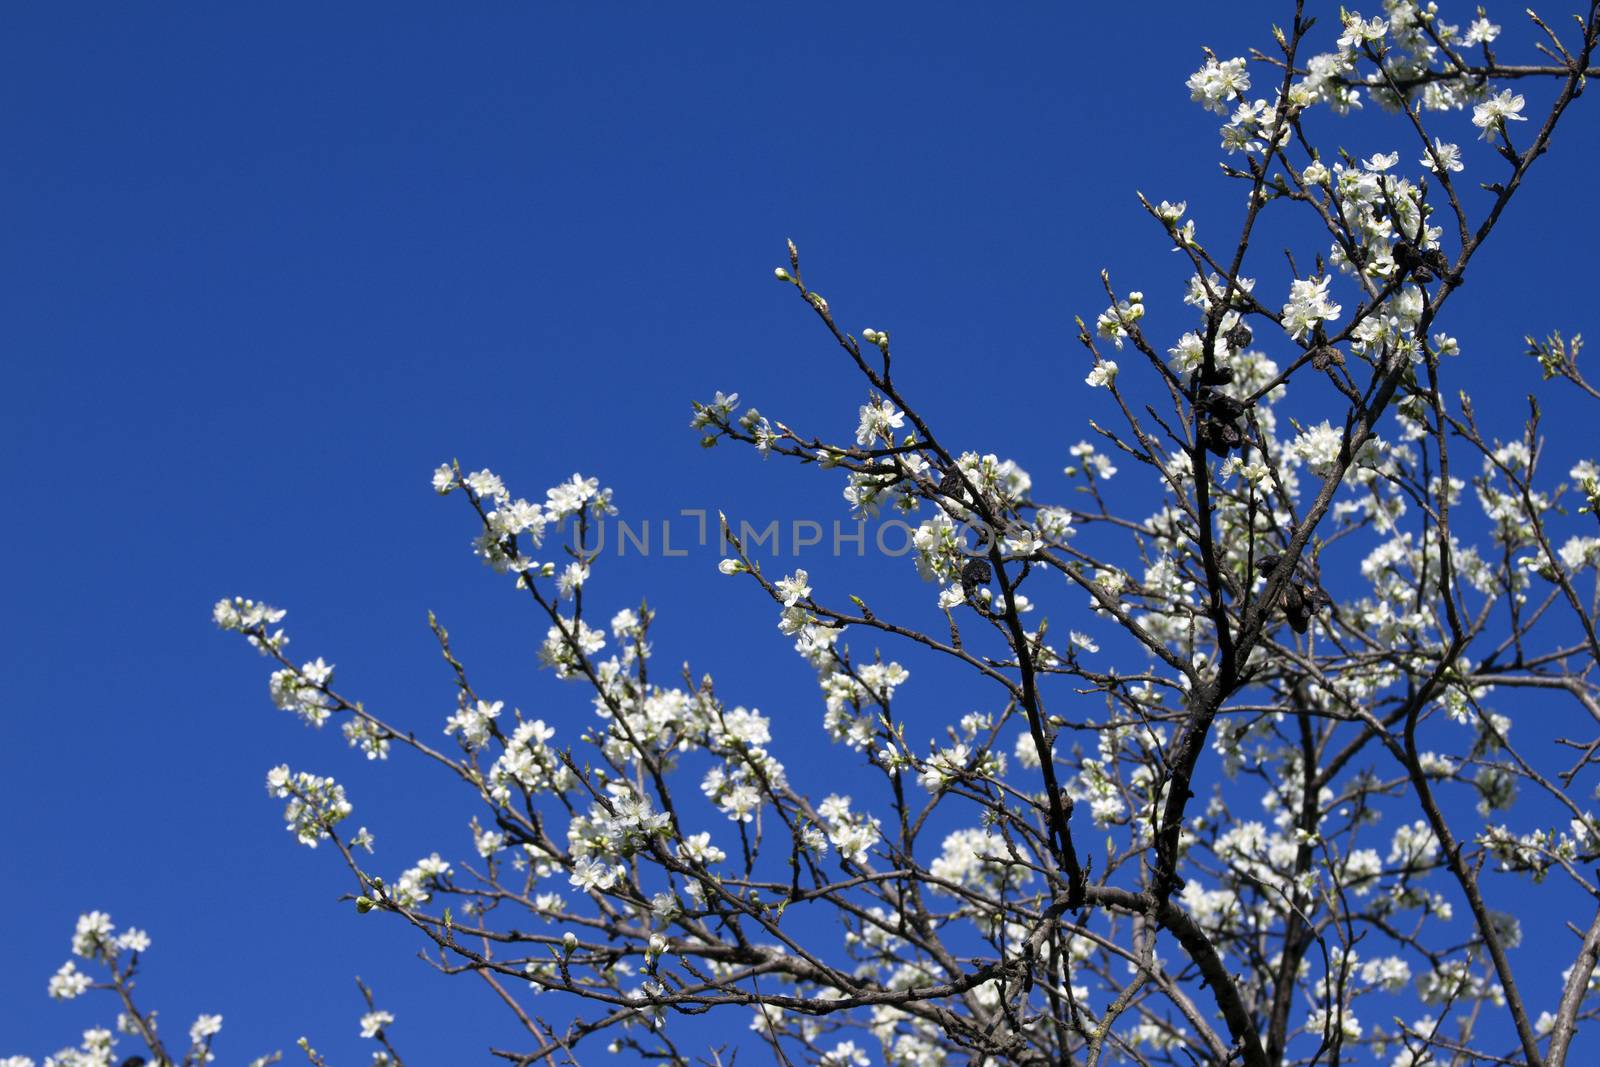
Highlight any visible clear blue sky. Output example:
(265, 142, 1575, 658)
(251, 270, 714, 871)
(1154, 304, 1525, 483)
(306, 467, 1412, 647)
(4, 2, 1598, 1062)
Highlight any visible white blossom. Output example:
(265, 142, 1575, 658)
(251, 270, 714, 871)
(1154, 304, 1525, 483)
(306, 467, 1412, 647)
(1472, 89, 1527, 140)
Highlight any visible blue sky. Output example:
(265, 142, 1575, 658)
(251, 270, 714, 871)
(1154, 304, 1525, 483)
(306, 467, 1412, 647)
(4, 2, 1599, 1062)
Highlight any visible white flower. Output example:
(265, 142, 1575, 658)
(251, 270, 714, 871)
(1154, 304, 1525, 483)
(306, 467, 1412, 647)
(678, 832, 727, 865)
(1305, 1005, 1361, 1041)
(778, 604, 814, 639)
(1085, 360, 1118, 388)
(265, 766, 353, 847)
(821, 1040, 872, 1066)
(360, 1010, 395, 1039)
(1337, 13, 1387, 50)
(774, 570, 811, 607)
(1287, 420, 1344, 475)
(1187, 56, 1250, 114)
(47, 961, 91, 1000)
(445, 698, 503, 750)
(830, 821, 880, 864)
(1095, 293, 1144, 349)
(464, 468, 507, 502)
(557, 562, 589, 599)
(1463, 16, 1501, 45)
(691, 390, 742, 430)
(1421, 138, 1463, 173)
(474, 823, 506, 858)
(115, 927, 151, 954)
(1069, 630, 1100, 654)
(71, 911, 115, 959)
(1472, 90, 1527, 140)
(1559, 536, 1600, 572)
(817, 795, 882, 864)
(539, 620, 606, 678)
(570, 855, 619, 892)
(1280, 275, 1341, 340)
(431, 464, 456, 494)
(855, 401, 906, 445)
(1362, 151, 1398, 172)
(81, 1032, 115, 1061)
(718, 558, 745, 575)
(489, 498, 546, 541)
(189, 1013, 224, 1044)
(1361, 956, 1412, 991)
(919, 743, 972, 792)
(1068, 441, 1117, 481)
(544, 473, 613, 522)
(212, 596, 286, 634)
(393, 854, 453, 906)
